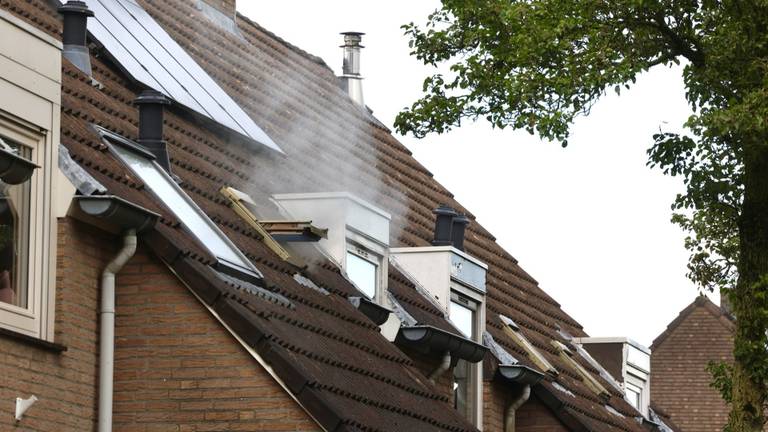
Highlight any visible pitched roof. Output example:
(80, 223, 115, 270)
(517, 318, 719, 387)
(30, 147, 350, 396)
(9, 0, 651, 430)
(650, 295, 734, 351)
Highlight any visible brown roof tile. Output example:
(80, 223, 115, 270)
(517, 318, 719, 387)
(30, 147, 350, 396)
(6, 0, 655, 429)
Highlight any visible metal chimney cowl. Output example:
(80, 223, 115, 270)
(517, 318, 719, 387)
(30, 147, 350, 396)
(451, 213, 470, 251)
(432, 205, 457, 246)
(339, 32, 365, 106)
(58, 0, 94, 76)
(133, 90, 172, 172)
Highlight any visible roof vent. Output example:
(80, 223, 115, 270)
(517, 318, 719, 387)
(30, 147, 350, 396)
(432, 205, 457, 246)
(451, 213, 470, 251)
(339, 32, 365, 106)
(58, 0, 94, 75)
(133, 90, 172, 172)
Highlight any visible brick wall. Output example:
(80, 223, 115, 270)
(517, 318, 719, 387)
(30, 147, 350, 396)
(483, 380, 568, 432)
(483, 380, 509, 431)
(0, 219, 105, 431)
(651, 304, 736, 432)
(112, 243, 321, 431)
(516, 395, 569, 432)
(0, 218, 320, 431)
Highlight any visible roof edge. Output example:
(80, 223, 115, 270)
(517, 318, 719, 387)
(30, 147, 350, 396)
(651, 295, 734, 351)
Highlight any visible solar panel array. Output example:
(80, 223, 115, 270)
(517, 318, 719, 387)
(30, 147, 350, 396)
(83, 0, 283, 153)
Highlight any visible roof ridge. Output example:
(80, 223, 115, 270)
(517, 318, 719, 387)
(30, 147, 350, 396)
(651, 294, 733, 351)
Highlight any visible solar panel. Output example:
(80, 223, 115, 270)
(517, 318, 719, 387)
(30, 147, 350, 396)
(82, 0, 282, 153)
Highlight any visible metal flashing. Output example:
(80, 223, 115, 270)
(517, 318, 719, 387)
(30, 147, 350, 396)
(58, 144, 106, 195)
(214, 269, 294, 309)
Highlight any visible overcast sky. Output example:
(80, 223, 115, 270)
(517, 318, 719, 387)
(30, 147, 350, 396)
(238, 1, 715, 347)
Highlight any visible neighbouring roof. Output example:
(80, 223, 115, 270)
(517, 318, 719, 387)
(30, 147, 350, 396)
(650, 295, 734, 351)
(6, 0, 652, 430)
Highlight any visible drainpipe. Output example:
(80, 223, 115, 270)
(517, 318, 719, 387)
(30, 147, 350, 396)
(504, 384, 531, 432)
(428, 351, 452, 383)
(98, 229, 137, 432)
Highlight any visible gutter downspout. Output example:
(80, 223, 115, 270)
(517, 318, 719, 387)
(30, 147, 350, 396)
(504, 384, 530, 432)
(98, 229, 137, 432)
(428, 351, 452, 383)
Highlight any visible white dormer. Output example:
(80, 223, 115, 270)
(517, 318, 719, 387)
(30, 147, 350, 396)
(390, 243, 487, 427)
(390, 245, 487, 312)
(573, 337, 652, 417)
(272, 192, 390, 304)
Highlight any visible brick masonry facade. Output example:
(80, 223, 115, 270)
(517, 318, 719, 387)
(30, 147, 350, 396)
(112, 242, 320, 432)
(0, 219, 104, 431)
(0, 218, 319, 431)
(483, 379, 569, 432)
(651, 299, 738, 432)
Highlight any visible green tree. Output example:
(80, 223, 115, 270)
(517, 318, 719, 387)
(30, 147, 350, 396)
(395, 1, 768, 430)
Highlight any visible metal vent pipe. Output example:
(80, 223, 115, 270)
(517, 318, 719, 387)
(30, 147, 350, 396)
(58, 0, 94, 75)
(451, 214, 470, 251)
(432, 205, 457, 246)
(134, 90, 172, 172)
(339, 32, 365, 106)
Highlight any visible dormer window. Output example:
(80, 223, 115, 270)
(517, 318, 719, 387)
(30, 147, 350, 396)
(389, 207, 488, 427)
(272, 192, 391, 303)
(346, 246, 378, 299)
(573, 337, 652, 417)
(450, 291, 480, 421)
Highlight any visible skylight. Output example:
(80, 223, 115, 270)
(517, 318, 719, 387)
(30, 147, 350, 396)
(109, 138, 259, 278)
(500, 314, 558, 376)
(82, 0, 282, 153)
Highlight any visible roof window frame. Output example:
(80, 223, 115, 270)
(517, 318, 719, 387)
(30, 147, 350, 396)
(500, 314, 559, 376)
(101, 127, 262, 281)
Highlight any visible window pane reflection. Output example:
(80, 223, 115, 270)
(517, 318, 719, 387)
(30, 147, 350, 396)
(346, 252, 376, 298)
(453, 359, 472, 419)
(450, 300, 474, 338)
(0, 142, 30, 308)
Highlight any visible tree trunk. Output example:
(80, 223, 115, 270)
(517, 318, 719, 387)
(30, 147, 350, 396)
(729, 142, 768, 432)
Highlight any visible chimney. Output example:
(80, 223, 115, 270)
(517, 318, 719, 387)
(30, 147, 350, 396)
(432, 205, 457, 246)
(339, 32, 365, 106)
(134, 90, 172, 172)
(58, 0, 94, 75)
(451, 214, 470, 251)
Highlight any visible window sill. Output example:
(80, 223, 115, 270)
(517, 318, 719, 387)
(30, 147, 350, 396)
(0, 327, 67, 353)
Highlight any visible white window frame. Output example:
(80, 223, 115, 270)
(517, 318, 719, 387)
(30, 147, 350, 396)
(345, 243, 379, 299)
(345, 228, 388, 304)
(449, 281, 485, 427)
(0, 113, 56, 340)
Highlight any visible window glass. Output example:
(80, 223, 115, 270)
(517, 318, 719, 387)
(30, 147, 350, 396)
(346, 251, 376, 298)
(450, 295, 477, 423)
(0, 141, 30, 309)
(626, 382, 642, 409)
(450, 299, 474, 338)
(453, 359, 473, 419)
(112, 144, 253, 271)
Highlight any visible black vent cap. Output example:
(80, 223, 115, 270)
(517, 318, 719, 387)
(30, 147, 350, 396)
(58, 1, 94, 47)
(451, 213, 470, 251)
(431, 205, 457, 246)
